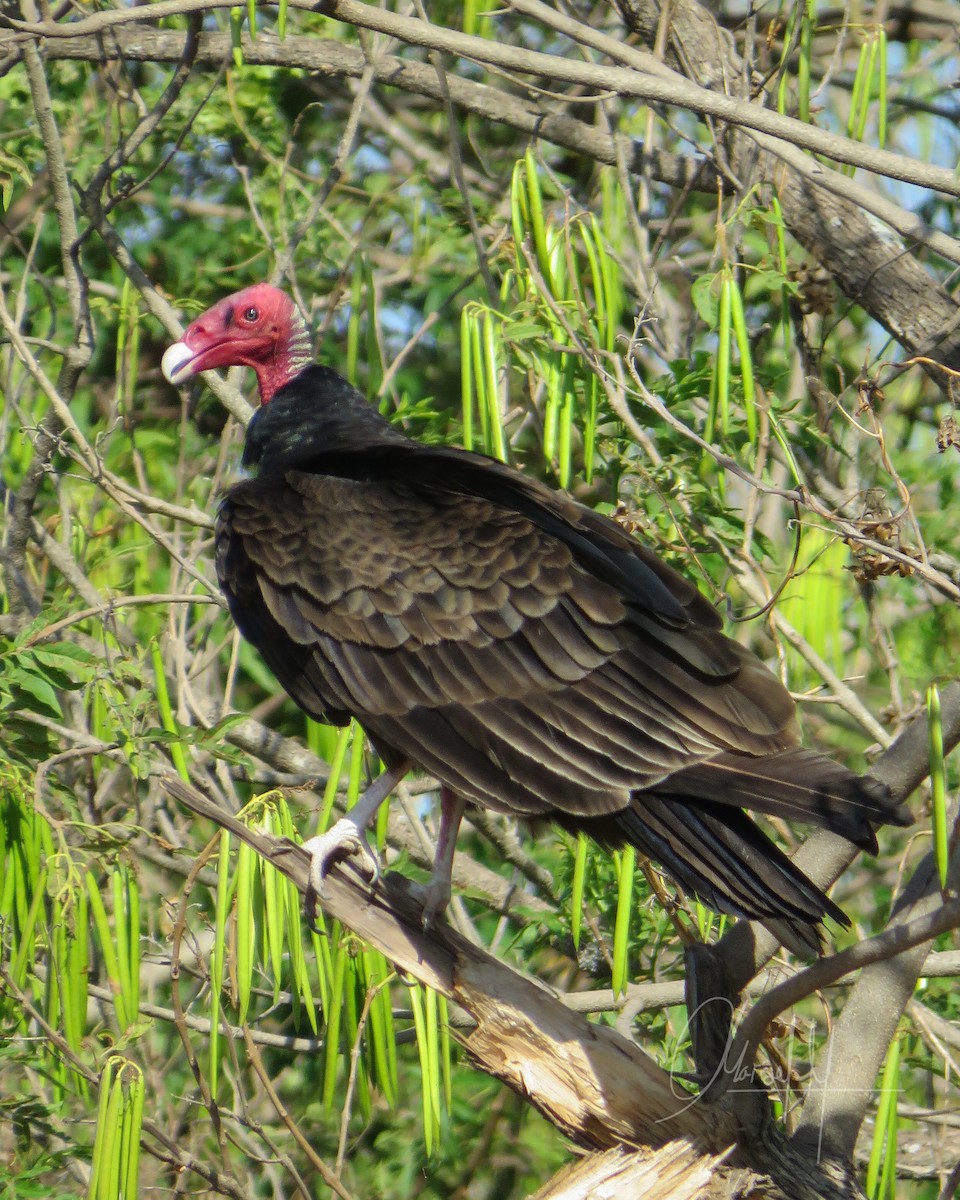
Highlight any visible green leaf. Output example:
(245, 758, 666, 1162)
(13, 670, 62, 717)
(690, 272, 720, 328)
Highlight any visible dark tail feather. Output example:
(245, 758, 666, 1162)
(560, 750, 908, 951)
(602, 797, 843, 952)
(659, 749, 909, 852)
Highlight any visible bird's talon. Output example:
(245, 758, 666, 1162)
(410, 878, 452, 929)
(360, 853, 380, 886)
(302, 819, 381, 908)
(303, 885, 323, 934)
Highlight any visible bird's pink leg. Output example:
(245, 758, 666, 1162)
(302, 758, 411, 917)
(419, 786, 467, 927)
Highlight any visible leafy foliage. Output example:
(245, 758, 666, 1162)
(2, 0, 960, 1196)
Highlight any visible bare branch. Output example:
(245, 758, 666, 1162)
(22, 28, 715, 195)
(6, 0, 960, 197)
(793, 809, 960, 1158)
(681, 681, 960, 1105)
(615, 0, 960, 380)
(717, 898, 960, 1103)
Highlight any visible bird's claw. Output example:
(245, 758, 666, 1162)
(301, 819, 381, 928)
(409, 877, 452, 930)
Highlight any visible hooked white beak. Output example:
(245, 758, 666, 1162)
(161, 341, 197, 384)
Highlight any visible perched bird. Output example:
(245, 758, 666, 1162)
(161, 283, 907, 947)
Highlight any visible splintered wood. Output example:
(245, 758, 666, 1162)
(529, 1143, 733, 1200)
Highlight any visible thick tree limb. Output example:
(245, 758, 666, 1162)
(530, 1142, 733, 1200)
(159, 774, 721, 1152)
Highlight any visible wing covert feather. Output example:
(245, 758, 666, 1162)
(217, 466, 802, 820)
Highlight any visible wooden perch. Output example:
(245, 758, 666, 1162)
(161, 773, 726, 1153)
(529, 1143, 733, 1200)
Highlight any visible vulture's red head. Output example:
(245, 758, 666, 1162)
(161, 284, 311, 403)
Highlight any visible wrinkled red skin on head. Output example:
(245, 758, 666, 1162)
(176, 284, 301, 403)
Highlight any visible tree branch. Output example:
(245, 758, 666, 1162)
(683, 681, 960, 1103)
(719, 899, 960, 1105)
(793, 809, 960, 1158)
(21, 28, 716, 196)
(6, 0, 960, 197)
(614, 0, 960, 382)
(159, 774, 723, 1151)
(3, 1, 93, 625)
(162, 773, 899, 1197)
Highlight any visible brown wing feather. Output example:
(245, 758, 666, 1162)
(218, 469, 799, 808)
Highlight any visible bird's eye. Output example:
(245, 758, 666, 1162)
(243, 306, 259, 323)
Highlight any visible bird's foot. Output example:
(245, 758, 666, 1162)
(409, 876, 452, 930)
(407, 786, 464, 929)
(301, 819, 381, 928)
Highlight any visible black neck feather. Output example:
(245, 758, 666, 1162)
(242, 365, 409, 474)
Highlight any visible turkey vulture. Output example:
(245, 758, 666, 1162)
(161, 284, 907, 946)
